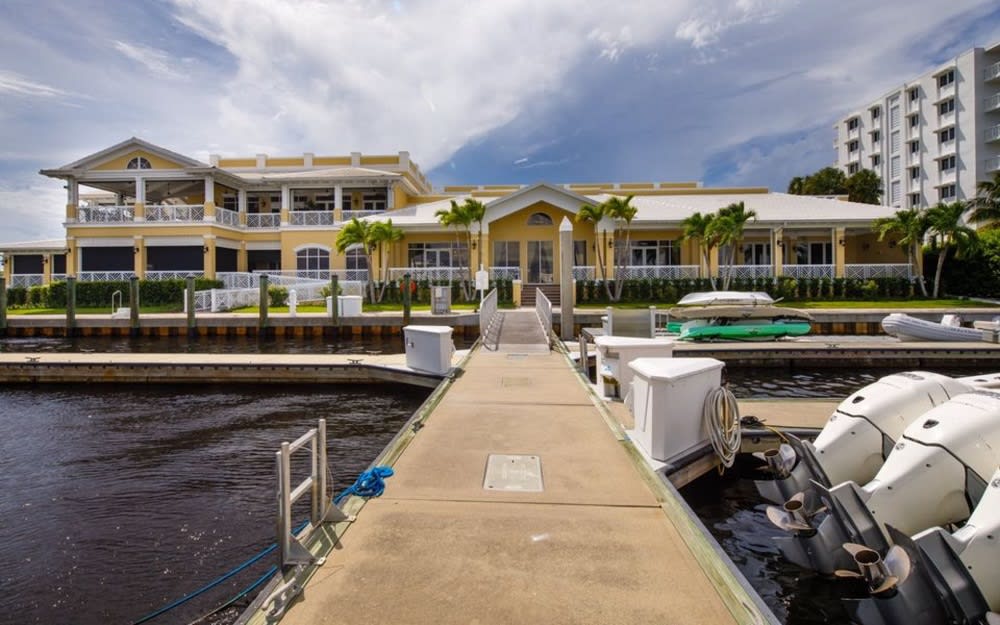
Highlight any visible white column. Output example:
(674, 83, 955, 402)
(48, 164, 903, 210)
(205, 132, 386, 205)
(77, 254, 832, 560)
(204, 176, 215, 203)
(135, 176, 146, 204)
(67, 178, 79, 205)
(281, 185, 290, 210)
(334, 186, 343, 210)
(386, 183, 394, 209)
(237, 189, 248, 213)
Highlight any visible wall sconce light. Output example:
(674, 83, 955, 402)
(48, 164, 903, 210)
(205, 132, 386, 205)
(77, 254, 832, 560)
(134, 246, 140, 254)
(607, 239, 614, 248)
(838, 239, 846, 247)
(42, 256, 49, 264)
(470, 239, 477, 250)
(203, 245, 210, 253)
(776, 239, 784, 248)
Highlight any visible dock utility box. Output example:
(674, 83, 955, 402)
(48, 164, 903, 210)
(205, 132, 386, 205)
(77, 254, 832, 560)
(627, 358, 724, 462)
(593, 336, 674, 399)
(431, 286, 452, 315)
(403, 325, 454, 375)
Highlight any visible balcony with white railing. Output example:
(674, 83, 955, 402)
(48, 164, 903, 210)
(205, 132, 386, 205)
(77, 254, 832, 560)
(938, 110, 955, 128)
(9, 274, 44, 288)
(145, 271, 204, 280)
(845, 264, 912, 279)
(572, 266, 595, 281)
(987, 157, 1000, 173)
(246, 213, 280, 228)
(939, 139, 956, 157)
(341, 210, 382, 221)
(215, 208, 240, 227)
(145, 204, 205, 222)
(782, 264, 834, 279)
(51, 273, 67, 282)
(618, 265, 700, 280)
(847, 127, 860, 140)
(938, 168, 957, 185)
(936, 83, 956, 102)
(718, 264, 773, 280)
(987, 61, 1000, 82)
(77, 271, 135, 282)
(289, 211, 335, 227)
(490, 266, 521, 280)
(78, 205, 134, 223)
(986, 125, 1000, 143)
(388, 267, 466, 281)
(987, 93, 1000, 112)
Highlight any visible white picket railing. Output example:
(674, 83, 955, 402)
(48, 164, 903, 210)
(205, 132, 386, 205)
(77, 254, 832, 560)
(389, 267, 467, 281)
(78, 271, 134, 282)
(216, 208, 240, 227)
(718, 264, 773, 280)
(145, 271, 204, 280)
(51, 273, 67, 282)
(145, 204, 205, 222)
(247, 213, 281, 228)
(289, 211, 335, 226)
(78, 205, 134, 223)
(618, 265, 700, 280)
(845, 263, 912, 279)
(341, 210, 381, 221)
(194, 290, 212, 311)
(572, 266, 596, 281)
(9, 274, 44, 288)
(782, 264, 834, 279)
(490, 266, 521, 280)
(535, 288, 553, 346)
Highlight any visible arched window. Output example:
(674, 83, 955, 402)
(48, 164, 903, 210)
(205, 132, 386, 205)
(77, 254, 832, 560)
(527, 212, 553, 225)
(345, 248, 368, 270)
(126, 157, 152, 169)
(295, 247, 330, 277)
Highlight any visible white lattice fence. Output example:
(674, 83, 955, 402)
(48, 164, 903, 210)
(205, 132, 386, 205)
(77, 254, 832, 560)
(718, 265, 774, 280)
(782, 265, 834, 279)
(845, 264, 912, 279)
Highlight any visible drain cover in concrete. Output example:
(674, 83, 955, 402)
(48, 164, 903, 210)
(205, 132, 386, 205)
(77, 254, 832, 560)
(483, 454, 543, 492)
(501, 376, 532, 387)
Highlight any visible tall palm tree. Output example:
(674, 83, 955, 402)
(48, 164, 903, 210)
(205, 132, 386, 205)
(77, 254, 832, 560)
(371, 218, 404, 302)
(711, 201, 757, 289)
(969, 172, 1000, 228)
(680, 211, 718, 289)
(604, 195, 637, 302)
(435, 200, 475, 298)
(872, 208, 930, 297)
(576, 202, 613, 300)
(335, 218, 378, 302)
(787, 176, 805, 195)
(925, 201, 978, 298)
(459, 198, 488, 271)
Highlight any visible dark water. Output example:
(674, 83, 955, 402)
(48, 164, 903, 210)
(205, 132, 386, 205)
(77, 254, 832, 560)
(682, 459, 870, 625)
(724, 365, 987, 398)
(0, 384, 429, 625)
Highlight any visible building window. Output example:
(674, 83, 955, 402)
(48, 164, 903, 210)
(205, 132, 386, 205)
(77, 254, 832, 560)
(741, 242, 771, 265)
(890, 105, 900, 129)
(940, 156, 956, 172)
(848, 140, 859, 152)
(492, 241, 520, 267)
(408, 242, 467, 268)
(847, 163, 860, 175)
(362, 190, 387, 211)
(222, 195, 237, 211)
(940, 184, 956, 201)
(296, 247, 330, 272)
(872, 155, 881, 167)
(891, 181, 901, 205)
(630, 240, 680, 266)
(939, 127, 955, 143)
(847, 117, 859, 131)
(908, 87, 919, 102)
(909, 115, 919, 128)
(891, 131, 900, 153)
(345, 248, 368, 271)
(795, 242, 832, 265)
(910, 167, 920, 180)
(908, 193, 921, 208)
(527, 212, 553, 225)
(937, 70, 955, 88)
(872, 130, 880, 143)
(890, 156, 901, 178)
(938, 99, 955, 116)
(573, 240, 587, 266)
(126, 156, 152, 169)
(247, 196, 260, 212)
(269, 195, 281, 211)
(871, 107, 880, 122)
(909, 140, 919, 154)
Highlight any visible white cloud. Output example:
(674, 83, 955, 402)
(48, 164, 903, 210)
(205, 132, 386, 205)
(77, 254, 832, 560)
(113, 41, 187, 80)
(0, 70, 74, 99)
(0, 181, 67, 243)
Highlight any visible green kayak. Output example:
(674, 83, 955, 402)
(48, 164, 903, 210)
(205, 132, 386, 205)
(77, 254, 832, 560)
(664, 319, 812, 341)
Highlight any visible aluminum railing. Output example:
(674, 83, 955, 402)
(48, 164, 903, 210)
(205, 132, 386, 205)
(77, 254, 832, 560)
(479, 288, 500, 350)
(145, 204, 205, 222)
(145, 271, 204, 280)
(78, 205, 134, 223)
(986, 125, 1000, 142)
(490, 266, 520, 281)
(535, 288, 553, 347)
(572, 266, 595, 280)
(782, 264, 834, 279)
(341, 210, 381, 221)
(617, 265, 699, 280)
(987, 93, 1000, 112)
(216, 208, 240, 227)
(51, 273, 67, 282)
(9, 274, 44, 288)
(246, 213, 281, 228)
(77, 271, 134, 282)
(987, 61, 1000, 81)
(845, 263, 912, 279)
(289, 211, 335, 226)
(718, 264, 774, 280)
(389, 267, 466, 281)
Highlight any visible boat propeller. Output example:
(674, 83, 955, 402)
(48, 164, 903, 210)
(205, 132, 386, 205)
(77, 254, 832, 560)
(754, 444, 796, 478)
(835, 543, 911, 596)
(765, 491, 823, 534)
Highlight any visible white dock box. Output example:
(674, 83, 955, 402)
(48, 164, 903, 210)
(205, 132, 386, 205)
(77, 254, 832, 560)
(404, 325, 454, 375)
(628, 358, 724, 462)
(338, 295, 363, 316)
(594, 336, 674, 399)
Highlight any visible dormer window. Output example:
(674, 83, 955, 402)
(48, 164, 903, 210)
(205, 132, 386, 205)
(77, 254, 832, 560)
(527, 212, 553, 225)
(126, 156, 152, 169)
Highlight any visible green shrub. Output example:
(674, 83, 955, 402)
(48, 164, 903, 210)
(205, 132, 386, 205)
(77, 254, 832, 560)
(268, 286, 288, 306)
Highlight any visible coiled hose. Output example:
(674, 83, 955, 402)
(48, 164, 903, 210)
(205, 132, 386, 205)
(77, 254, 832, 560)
(703, 386, 741, 470)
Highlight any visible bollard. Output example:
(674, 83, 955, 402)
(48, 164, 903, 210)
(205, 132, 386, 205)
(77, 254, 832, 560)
(129, 275, 140, 336)
(329, 274, 339, 326)
(259, 274, 269, 329)
(0, 276, 6, 332)
(288, 288, 297, 318)
(66, 276, 77, 335)
(185, 274, 196, 337)
(402, 273, 412, 326)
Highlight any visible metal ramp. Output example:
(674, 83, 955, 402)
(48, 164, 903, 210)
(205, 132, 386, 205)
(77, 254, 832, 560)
(495, 309, 550, 353)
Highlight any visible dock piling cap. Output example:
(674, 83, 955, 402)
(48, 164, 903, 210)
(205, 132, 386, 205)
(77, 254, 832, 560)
(628, 357, 724, 381)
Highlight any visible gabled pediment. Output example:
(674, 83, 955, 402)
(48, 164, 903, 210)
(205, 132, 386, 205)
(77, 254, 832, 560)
(484, 183, 597, 224)
(45, 137, 207, 175)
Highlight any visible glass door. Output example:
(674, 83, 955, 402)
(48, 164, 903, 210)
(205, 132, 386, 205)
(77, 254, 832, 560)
(527, 240, 554, 283)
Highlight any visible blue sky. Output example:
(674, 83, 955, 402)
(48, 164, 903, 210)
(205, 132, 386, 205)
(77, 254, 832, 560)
(1, 0, 999, 242)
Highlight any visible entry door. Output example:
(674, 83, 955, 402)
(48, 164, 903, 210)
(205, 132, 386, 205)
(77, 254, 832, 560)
(527, 241, 554, 283)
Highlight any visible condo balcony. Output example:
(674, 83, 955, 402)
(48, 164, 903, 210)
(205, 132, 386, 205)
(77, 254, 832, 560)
(986, 125, 1000, 143)
(986, 61, 1000, 82)
(987, 157, 1000, 173)
(987, 93, 1000, 112)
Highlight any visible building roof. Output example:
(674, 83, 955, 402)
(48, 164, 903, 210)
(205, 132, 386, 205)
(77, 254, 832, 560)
(250, 167, 402, 183)
(0, 239, 68, 253)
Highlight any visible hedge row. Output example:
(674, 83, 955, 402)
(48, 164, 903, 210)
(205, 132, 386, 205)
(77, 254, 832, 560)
(574, 276, 919, 305)
(5, 278, 223, 309)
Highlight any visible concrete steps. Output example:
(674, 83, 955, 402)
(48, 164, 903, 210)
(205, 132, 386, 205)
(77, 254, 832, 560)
(520, 283, 560, 307)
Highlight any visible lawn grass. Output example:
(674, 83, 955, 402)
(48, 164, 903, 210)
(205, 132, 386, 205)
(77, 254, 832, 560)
(8, 305, 181, 315)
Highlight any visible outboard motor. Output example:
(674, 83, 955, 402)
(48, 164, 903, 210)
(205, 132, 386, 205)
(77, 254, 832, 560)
(842, 467, 1000, 625)
(756, 372, 970, 505)
(768, 391, 1000, 574)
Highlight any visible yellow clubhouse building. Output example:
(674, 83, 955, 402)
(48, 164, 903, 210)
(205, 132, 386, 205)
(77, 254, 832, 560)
(1, 137, 912, 290)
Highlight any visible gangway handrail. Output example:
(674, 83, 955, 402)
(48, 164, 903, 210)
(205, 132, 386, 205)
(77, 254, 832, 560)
(479, 288, 500, 350)
(111, 290, 122, 314)
(535, 288, 553, 347)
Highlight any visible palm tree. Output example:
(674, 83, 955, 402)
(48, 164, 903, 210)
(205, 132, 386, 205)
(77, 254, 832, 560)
(925, 201, 978, 298)
(680, 211, 718, 289)
(459, 198, 488, 271)
(371, 218, 404, 302)
(435, 200, 475, 298)
(872, 208, 930, 297)
(336, 218, 378, 302)
(787, 176, 805, 195)
(969, 172, 1000, 228)
(576, 202, 613, 300)
(604, 195, 637, 302)
(710, 202, 757, 289)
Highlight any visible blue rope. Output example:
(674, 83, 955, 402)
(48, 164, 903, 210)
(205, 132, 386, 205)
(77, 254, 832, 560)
(334, 466, 394, 504)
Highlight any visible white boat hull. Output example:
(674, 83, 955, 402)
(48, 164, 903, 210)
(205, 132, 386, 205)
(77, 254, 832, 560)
(881, 313, 982, 342)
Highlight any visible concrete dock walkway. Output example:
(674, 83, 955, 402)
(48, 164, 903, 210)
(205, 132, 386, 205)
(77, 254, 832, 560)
(268, 310, 744, 625)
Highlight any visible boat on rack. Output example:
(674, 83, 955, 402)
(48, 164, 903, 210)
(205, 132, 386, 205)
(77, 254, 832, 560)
(664, 291, 812, 341)
(881, 312, 983, 342)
